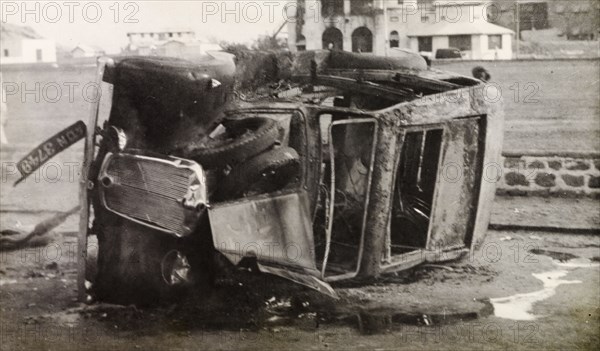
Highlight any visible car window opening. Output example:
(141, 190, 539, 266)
(388, 129, 442, 256)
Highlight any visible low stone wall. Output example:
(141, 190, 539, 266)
(496, 151, 600, 198)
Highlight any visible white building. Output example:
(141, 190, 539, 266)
(288, 0, 514, 60)
(407, 1, 513, 59)
(0, 23, 56, 64)
(124, 29, 221, 57)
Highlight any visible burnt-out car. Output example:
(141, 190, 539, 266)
(77, 50, 503, 304)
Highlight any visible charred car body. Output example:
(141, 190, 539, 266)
(78, 50, 503, 304)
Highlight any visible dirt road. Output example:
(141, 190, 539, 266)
(1, 228, 598, 350)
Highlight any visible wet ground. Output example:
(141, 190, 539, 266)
(1, 228, 598, 350)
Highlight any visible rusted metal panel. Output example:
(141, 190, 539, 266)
(470, 88, 504, 250)
(209, 191, 317, 273)
(378, 85, 504, 253)
(358, 119, 399, 278)
(256, 263, 337, 299)
(427, 117, 482, 250)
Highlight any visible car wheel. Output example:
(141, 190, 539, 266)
(219, 146, 301, 199)
(180, 117, 280, 169)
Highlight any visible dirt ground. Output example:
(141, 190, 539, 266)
(433, 59, 600, 152)
(1, 58, 599, 350)
(0, 228, 598, 351)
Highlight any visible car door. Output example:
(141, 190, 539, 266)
(207, 107, 337, 297)
(388, 85, 504, 262)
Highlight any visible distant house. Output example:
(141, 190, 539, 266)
(71, 45, 105, 58)
(0, 23, 56, 64)
(123, 29, 221, 57)
(408, 21, 514, 60)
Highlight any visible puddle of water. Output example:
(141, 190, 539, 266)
(490, 270, 581, 321)
(490, 249, 598, 321)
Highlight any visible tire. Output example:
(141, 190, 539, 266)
(183, 117, 280, 169)
(94, 216, 213, 305)
(220, 146, 301, 199)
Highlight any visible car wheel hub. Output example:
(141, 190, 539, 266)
(161, 250, 191, 286)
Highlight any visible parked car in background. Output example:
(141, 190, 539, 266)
(435, 48, 462, 59)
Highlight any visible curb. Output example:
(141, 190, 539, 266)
(488, 223, 599, 235)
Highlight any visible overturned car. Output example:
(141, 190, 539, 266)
(77, 50, 503, 304)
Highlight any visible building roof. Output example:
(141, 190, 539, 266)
(0, 23, 43, 41)
(129, 40, 221, 50)
(126, 28, 194, 35)
(72, 44, 105, 53)
(407, 21, 514, 37)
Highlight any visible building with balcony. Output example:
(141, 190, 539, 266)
(288, 0, 514, 59)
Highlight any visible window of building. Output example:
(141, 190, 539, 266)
(296, 34, 307, 51)
(421, 16, 429, 23)
(352, 27, 373, 53)
(141, 33, 145, 38)
(389, 31, 400, 48)
(322, 27, 344, 50)
(169, 32, 173, 37)
(3, 49, 9, 57)
(488, 35, 502, 49)
(321, 0, 344, 16)
(350, 0, 374, 15)
(36, 49, 43, 61)
(449, 35, 472, 51)
(159, 33, 166, 40)
(418, 36, 432, 52)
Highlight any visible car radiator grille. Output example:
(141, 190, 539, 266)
(99, 153, 205, 237)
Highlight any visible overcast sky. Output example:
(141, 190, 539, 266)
(2, 1, 293, 53)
